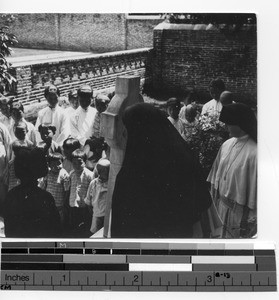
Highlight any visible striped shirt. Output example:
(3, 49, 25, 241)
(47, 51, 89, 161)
(39, 168, 70, 207)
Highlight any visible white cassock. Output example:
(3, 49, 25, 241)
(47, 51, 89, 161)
(69, 106, 97, 145)
(207, 135, 257, 238)
(35, 105, 70, 146)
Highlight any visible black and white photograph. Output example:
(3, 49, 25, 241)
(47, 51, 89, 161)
(0, 12, 258, 239)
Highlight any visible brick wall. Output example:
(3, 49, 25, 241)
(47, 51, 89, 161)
(3, 14, 161, 52)
(8, 48, 152, 121)
(152, 23, 257, 106)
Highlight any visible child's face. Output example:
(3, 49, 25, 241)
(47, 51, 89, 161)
(49, 159, 62, 173)
(97, 165, 109, 182)
(40, 127, 54, 143)
(14, 126, 27, 141)
(95, 101, 107, 113)
(72, 157, 85, 172)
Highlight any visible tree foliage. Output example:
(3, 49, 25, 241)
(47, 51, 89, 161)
(0, 14, 18, 95)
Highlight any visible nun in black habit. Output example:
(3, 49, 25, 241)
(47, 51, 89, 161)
(111, 103, 211, 238)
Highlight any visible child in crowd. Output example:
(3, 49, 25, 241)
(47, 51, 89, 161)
(62, 137, 81, 174)
(182, 104, 198, 142)
(12, 121, 34, 148)
(166, 97, 184, 136)
(68, 149, 93, 237)
(38, 152, 70, 231)
(10, 100, 37, 145)
(4, 147, 61, 238)
(38, 124, 61, 155)
(92, 94, 110, 138)
(83, 137, 107, 171)
(85, 158, 110, 235)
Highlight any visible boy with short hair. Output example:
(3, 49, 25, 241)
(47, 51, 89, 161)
(12, 121, 34, 148)
(38, 152, 70, 230)
(85, 158, 110, 235)
(38, 124, 61, 155)
(62, 137, 81, 174)
(68, 149, 93, 237)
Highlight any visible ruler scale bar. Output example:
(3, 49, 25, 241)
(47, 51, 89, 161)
(0, 242, 277, 292)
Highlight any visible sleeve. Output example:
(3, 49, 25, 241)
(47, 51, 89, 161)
(84, 180, 93, 206)
(55, 111, 70, 146)
(201, 102, 208, 115)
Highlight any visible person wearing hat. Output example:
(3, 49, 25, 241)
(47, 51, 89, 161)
(69, 84, 97, 145)
(35, 85, 70, 146)
(201, 79, 226, 116)
(207, 103, 257, 238)
(92, 93, 110, 138)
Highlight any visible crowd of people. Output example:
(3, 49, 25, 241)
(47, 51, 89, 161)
(0, 78, 257, 239)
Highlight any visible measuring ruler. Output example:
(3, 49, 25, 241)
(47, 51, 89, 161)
(0, 241, 277, 291)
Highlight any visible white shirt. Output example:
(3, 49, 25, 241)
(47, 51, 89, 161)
(69, 106, 97, 145)
(35, 105, 70, 146)
(201, 99, 223, 116)
(84, 178, 108, 217)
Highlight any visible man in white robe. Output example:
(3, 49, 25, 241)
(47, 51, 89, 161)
(201, 79, 226, 116)
(69, 85, 97, 146)
(207, 103, 257, 238)
(35, 85, 70, 146)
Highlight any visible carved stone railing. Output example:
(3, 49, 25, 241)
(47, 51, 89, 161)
(7, 48, 153, 120)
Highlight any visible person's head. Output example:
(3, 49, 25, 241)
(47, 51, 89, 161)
(38, 124, 56, 143)
(48, 152, 63, 174)
(77, 85, 92, 110)
(44, 85, 60, 108)
(95, 94, 110, 113)
(219, 102, 257, 142)
(14, 147, 48, 184)
(72, 149, 87, 172)
(84, 137, 106, 170)
(209, 79, 226, 101)
(10, 101, 24, 123)
(96, 159, 110, 183)
(68, 89, 79, 110)
(185, 104, 197, 123)
(14, 121, 28, 141)
(0, 96, 12, 118)
(220, 91, 234, 106)
(62, 137, 81, 159)
(167, 97, 181, 120)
